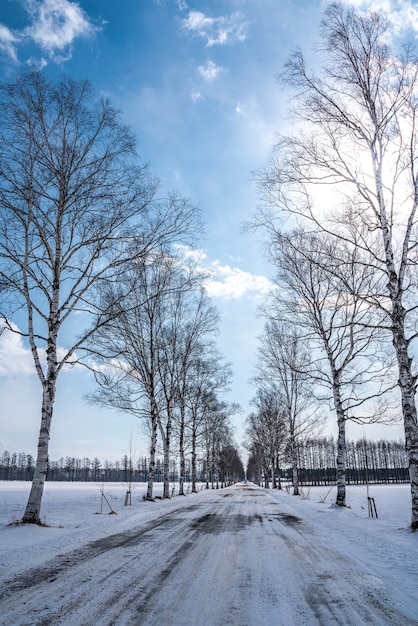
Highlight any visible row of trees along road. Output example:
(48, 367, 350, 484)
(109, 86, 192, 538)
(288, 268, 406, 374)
(0, 70, 239, 523)
(251, 3, 418, 529)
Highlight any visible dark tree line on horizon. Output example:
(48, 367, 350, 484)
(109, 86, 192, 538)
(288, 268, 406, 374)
(2, 437, 408, 486)
(0, 445, 245, 486)
(246, 437, 409, 486)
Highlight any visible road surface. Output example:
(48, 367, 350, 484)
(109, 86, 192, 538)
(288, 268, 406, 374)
(0, 483, 414, 625)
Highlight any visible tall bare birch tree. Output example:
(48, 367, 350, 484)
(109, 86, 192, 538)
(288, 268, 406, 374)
(256, 2, 418, 528)
(0, 71, 199, 522)
(267, 231, 394, 505)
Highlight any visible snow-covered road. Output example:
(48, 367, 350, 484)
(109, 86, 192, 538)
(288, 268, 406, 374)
(1, 482, 416, 625)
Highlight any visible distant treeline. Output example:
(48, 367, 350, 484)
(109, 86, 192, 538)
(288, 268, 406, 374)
(2, 437, 410, 485)
(249, 437, 410, 486)
(0, 451, 211, 483)
(298, 437, 409, 485)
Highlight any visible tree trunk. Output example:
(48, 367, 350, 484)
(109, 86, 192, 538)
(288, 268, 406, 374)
(289, 432, 299, 496)
(276, 454, 282, 490)
(179, 433, 185, 496)
(211, 441, 216, 489)
(336, 415, 347, 507)
(22, 380, 55, 523)
(271, 457, 276, 489)
(264, 470, 269, 489)
(191, 425, 198, 493)
(146, 402, 158, 501)
(206, 451, 210, 489)
(178, 405, 185, 496)
(333, 383, 347, 507)
(160, 411, 172, 499)
(391, 308, 418, 529)
(22, 316, 58, 524)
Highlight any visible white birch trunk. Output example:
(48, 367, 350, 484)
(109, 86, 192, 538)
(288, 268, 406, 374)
(22, 297, 59, 522)
(21, 380, 55, 523)
(291, 443, 299, 496)
(378, 167, 418, 528)
(335, 415, 347, 507)
(276, 453, 282, 490)
(146, 401, 158, 501)
(391, 303, 418, 529)
(332, 383, 347, 507)
(178, 403, 185, 496)
(191, 425, 198, 493)
(159, 414, 171, 499)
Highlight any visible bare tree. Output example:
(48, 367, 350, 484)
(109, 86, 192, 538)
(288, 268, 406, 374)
(218, 442, 244, 486)
(201, 402, 239, 490)
(256, 3, 418, 527)
(184, 362, 238, 493)
(87, 252, 197, 501)
(0, 70, 200, 522)
(156, 287, 219, 498)
(265, 231, 395, 505)
(245, 388, 288, 489)
(255, 322, 320, 495)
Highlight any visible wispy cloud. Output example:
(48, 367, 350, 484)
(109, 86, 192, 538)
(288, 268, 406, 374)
(191, 88, 203, 102)
(235, 101, 246, 115)
(182, 10, 248, 47)
(25, 0, 97, 58)
(0, 0, 98, 65)
(0, 24, 19, 62)
(197, 60, 223, 81)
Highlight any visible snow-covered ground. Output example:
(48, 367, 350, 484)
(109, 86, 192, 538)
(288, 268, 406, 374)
(0, 481, 417, 625)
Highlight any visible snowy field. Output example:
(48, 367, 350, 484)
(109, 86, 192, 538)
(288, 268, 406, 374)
(0, 481, 417, 625)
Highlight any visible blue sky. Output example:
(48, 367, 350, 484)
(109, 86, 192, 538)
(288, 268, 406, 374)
(0, 0, 410, 462)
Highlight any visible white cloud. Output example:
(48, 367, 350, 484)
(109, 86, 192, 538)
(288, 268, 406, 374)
(26, 55, 48, 69)
(335, 1, 418, 37)
(0, 324, 35, 376)
(24, 0, 97, 59)
(205, 261, 272, 300)
(0, 0, 98, 65)
(342, 0, 391, 7)
(182, 10, 248, 47)
(173, 245, 272, 300)
(0, 23, 19, 62)
(197, 60, 223, 81)
(174, 245, 207, 264)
